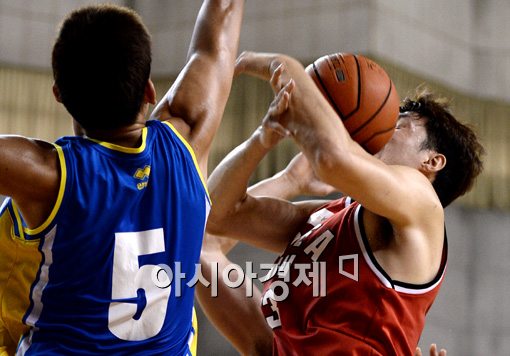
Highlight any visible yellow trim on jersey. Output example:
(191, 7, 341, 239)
(19, 145, 67, 236)
(162, 121, 210, 202)
(190, 307, 198, 356)
(86, 127, 148, 154)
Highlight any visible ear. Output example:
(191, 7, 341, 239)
(145, 79, 157, 105)
(422, 152, 446, 173)
(52, 83, 62, 103)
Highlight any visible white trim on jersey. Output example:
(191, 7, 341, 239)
(0, 197, 10, 213)
(353, 205, 393, 289)
(26, 225, 57, 326)
(353, 205, 447, 295)
(186, 329, 195, 356)
(18, 225, 58, 355)
(393, 274, 446, 294)
(16, 329, 34, 355)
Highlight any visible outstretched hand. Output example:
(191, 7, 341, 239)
(415, 344, 447, 356)
(283, 153, 336, 197)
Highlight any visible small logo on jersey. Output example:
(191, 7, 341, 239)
(134, 165, 151, 190)
(339, 254, 359, 281)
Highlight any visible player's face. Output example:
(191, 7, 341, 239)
(374, 112, 431, 169)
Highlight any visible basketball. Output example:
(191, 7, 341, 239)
(305, 53, 400, 154)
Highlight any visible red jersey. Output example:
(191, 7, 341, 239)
(261, 197, 447, 355)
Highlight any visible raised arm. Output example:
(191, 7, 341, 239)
(206, 129, 313, 253)
(151, 0, 244, 177)
(198, 152, 335, 355)
(236, 51, 442, 230)
(249, 152, 337, 199)
(206, 84, 325, 253)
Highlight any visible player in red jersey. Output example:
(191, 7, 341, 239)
(205, 52, 483, 354)
(198, 154, 446, 356)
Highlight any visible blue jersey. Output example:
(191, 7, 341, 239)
(17, 120, 208, 355)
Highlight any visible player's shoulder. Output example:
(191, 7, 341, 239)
(145, 119, 192, 147)
(390, 165, 444, 215)
(392, 165, 438, 195)
(54, 134, 88, 149)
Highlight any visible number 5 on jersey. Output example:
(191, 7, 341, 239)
(108, 228, 171, 340)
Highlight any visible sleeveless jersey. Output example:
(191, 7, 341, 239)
(15, 120, 208, 355)
(0, 198, 41, 355)
(261, 197, 447, 355)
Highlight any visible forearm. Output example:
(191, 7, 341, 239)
(235, 51, 282, 80)
(237, 52, 354, 187)
(247, 171, 298, 200)
(180, 0, 245, 111)
(208, 129, 272, 222)
(187, 0, 244, 61)
(265, 55, 432, 224)
(150, 0, 244, 170)
(268, 55, 365, 193)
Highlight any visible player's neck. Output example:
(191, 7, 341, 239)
(85, 117, 147, 148)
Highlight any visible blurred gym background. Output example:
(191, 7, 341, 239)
(1, 1, 509, 354)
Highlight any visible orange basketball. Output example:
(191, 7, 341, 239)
(305, 53, 400, 154)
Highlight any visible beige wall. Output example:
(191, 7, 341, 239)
(2, 0, 510, 102)
(1, 57, 509, 210)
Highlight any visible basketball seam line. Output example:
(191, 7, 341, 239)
(351, 79, 394, 138)
(342, 54, 362, 121)
(312, 62, 345, 121)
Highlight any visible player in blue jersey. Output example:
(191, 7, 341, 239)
(0, 1, 244, 354)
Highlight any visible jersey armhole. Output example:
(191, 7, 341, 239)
(161, 121, 210, 204)
(354, 205, 448, 294)
(14, 144, 67, 239)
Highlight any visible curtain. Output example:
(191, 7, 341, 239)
(1, 61, 509, 210)
(0, 66, 72, 140)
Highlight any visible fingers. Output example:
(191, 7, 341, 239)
(273, 78, 295, 117)
(266, 79, 293, 120)
(271, 83, 292, 116)
(269, 63, 284, 92)
(415, 344, 447, 356)
(269, 62, 294, 95)
(262, 80, 294, 137)
(429, 344, 447, 356)
(283, 77, 295, 96)
(269, 89, 289, 116)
